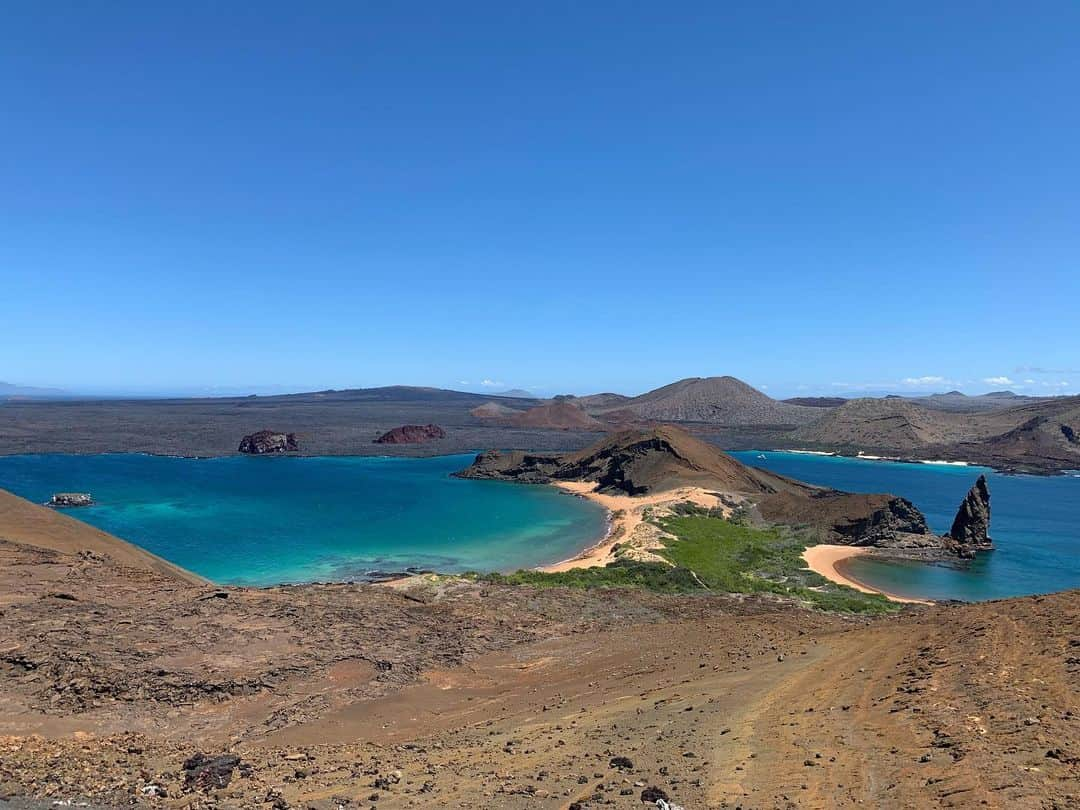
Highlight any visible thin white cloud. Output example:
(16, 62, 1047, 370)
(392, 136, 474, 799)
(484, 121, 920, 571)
(983, 376, 1014, 386)
(1014, 365, 1080, 374)
(830, 376, 960, 392)
(480, 379, 504, 388)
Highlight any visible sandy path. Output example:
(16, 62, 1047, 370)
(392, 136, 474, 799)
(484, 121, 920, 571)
(802, 544, 930, 604)
(539, 481, 721, 572)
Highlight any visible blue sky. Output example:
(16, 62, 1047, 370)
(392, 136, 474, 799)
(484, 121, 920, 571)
(2, 2, 1077, 398)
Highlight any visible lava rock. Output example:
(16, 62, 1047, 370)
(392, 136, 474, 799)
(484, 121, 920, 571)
(48, 492, 93, 507)
(641, 786, 670, 803)
(374, 424, 446, 444)
(945, 475, 993, 557)
(238, 430, 298, 454)
(182, 753, 243, 792)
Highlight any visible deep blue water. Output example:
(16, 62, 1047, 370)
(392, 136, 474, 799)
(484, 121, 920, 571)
(731, 451, 1080, 601)
(0, 453, 607, 586)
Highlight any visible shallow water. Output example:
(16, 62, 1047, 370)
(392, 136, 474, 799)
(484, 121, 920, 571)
(0, 453, 607, 586)
(732, 451, 1080, 601)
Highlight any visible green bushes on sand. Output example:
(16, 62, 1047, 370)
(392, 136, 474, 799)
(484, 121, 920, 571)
(477, 505, 898, 614)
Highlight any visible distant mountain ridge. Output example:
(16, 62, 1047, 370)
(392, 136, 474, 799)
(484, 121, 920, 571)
(0, 382, 69, 400)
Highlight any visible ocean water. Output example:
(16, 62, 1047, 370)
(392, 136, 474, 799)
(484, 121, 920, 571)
(732, 451, 1080, 601)
(0, 453, 607, 586)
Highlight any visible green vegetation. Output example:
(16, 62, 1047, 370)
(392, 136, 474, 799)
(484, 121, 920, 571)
(477, 503, 898, 614)
(475, 558, 700, 593)
(654, 511, 896, 613)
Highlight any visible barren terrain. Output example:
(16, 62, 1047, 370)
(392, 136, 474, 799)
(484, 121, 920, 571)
(1, 491, 1076, 809)
(3, 382, 1077, 473)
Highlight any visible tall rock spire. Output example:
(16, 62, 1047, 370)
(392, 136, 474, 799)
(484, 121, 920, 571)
(945, 475, 992, 558)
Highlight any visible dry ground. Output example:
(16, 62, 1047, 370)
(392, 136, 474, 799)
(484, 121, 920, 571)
(0, 493, 1076, 809)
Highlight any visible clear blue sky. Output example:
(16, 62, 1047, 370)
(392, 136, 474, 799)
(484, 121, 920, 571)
(3, 2, 1078, 398)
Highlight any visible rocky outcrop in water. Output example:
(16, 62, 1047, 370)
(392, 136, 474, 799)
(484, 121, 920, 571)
(47, 493, 93, 508)
(238, 431, 298, 454)
(944, 475, 993, 558)
(374, 424, 446, 444)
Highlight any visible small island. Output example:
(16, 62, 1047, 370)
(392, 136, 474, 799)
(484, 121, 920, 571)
(46, 492, 93, 508)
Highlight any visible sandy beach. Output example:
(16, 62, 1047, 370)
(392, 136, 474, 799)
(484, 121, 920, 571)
(539, 481, 722, 572)
(802, 544, 930, 604)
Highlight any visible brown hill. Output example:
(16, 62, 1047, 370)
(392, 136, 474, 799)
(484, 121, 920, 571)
(568, 392, 632, 410)
(794, 395, 1080, 471)
(599, 376, 820, 426)
(507, 400, 605, 431)
(793, 397, 983, 448)
(469, 401, 525, 419)
(559, 425, 796, 495)
(960, 397, 1080, 470)
(457, 425, 791, 495)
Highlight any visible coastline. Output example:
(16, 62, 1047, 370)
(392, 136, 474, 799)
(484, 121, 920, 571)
(538, 481, 722, 573)
(801, 544, 930, 605)
(767, 448, 981, 469)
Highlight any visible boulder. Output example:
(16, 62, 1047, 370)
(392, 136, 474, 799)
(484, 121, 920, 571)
(238, 431, 298, 454)
(945, 475, 993, 557)
(182, 753, 245, 792)
(48, 493, 93, 508)
(374, 424, 446, 444)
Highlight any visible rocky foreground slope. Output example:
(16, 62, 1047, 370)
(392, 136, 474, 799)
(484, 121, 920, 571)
(0, 489, 1075, 809)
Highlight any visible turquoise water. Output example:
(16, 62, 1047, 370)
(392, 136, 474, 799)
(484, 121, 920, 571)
(3, 451, 1076, 600)
(0, 454, 607, 586)
(732, 451, 1080, 601)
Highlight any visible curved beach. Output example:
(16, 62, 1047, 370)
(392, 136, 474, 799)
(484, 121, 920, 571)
(802, 544, 930, 605)
(539, 481, 722, 572)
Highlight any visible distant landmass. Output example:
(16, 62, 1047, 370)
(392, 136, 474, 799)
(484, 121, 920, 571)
(0, 377, 1075, 473)
(782, 396, 848, 408)
(0, 382, 69, 400)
